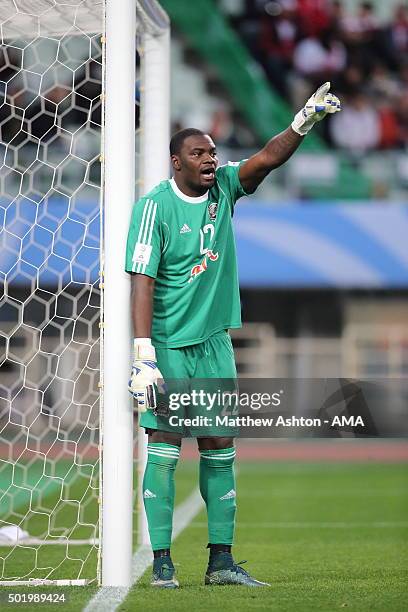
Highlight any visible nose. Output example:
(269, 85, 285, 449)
(203, 153, 214, 165)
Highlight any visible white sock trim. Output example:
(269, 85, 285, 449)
(147, 445, 180, 454)
(200, 451, 236, 460)
(147, 450, 180, 459)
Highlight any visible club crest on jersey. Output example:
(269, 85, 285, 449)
(208, 202, 218, 221)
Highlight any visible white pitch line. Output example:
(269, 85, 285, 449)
(189, 520, 408, 529)
(83, 488, 204, 612)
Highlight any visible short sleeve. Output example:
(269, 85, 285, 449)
(125, 197, 162, 278)
(215, 160, 248, 213)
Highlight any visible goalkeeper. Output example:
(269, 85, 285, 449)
(126, 83, 340, 588)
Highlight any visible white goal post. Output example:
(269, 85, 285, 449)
(102, 0, 169, 587)
(0, 0, 169, 588)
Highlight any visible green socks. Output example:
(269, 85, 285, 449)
(199, 447, 236, 545)
(144, 444, 236, 550)
(143, 443, 180, 551)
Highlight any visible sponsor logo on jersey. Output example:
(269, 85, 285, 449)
(207, 250, 219, 262)
(188, 249, 219, 282)
(208, 202, 218, 221)
(179, 223, 192, 234)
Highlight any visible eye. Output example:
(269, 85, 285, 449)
(211, 150, 217, 157)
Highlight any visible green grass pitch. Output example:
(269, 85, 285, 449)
(0, 459, 407, 611)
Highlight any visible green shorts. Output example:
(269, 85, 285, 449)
(139, 330, 238, 437)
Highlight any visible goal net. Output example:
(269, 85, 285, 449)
(0, 0, 169, 586)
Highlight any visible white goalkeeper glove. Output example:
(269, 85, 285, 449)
(291, 82, 341, 136)
(128, 339, 165, 412)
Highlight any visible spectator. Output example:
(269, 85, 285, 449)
(329, 0, 346, 31)
(293, 27, 346, 81)
(367, 62, 401, 102)
(377, 105, 399, 149)
(389, 4, 408, 61)
(366, 62, 401, 149)
(209, 105, 235, 145)
(399, 62, 408, 89)
(296, 0, 331, 37)
(259, 0, 300, 94)
(224, 0, 407, 152)
(333, 63, 365, 97)
(395, 90, 408, 148)
(330, 90, 380, 154)
(341, 1, 380, 42)
(341, 1, 382, 71)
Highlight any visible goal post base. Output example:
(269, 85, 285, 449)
(0, 579, 90, 586)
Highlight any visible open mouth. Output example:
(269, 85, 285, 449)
(201, 167, 215, 181)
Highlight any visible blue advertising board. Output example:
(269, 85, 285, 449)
(1, 196, 408, 289)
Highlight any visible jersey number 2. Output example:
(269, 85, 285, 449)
(199, 224, 214, 255)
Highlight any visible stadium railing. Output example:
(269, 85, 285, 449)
(231, 323, 408, 378)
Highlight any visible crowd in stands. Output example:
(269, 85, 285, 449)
(225, 0, 408, 153)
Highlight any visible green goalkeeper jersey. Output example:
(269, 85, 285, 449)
(125, 161, 248, 348)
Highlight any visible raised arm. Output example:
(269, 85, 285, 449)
(239, 127, 302, 194)
(239, 82, 341, 194)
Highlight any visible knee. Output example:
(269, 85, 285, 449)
(199, 445, 236, 470)
(146, 431, 181, 469)
(198, 437, 234, 451)
(148, 430, 182, 447)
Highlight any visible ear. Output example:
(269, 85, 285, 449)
(171, 154, 181, 171)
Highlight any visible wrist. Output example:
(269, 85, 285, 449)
(291, 112, 313, 136)
(133, 338, 156, 361)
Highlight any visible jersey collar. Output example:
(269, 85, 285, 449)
(169, 177, 208, 204)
